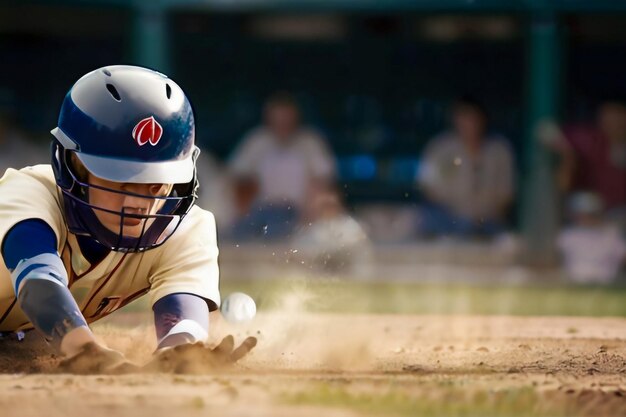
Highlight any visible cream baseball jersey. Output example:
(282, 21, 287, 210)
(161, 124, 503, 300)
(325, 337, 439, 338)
(0, 165, 220, 332)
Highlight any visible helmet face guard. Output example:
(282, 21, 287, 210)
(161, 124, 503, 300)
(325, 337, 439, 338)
(50, 65, 200, 252)
(52, 141, 198, 252)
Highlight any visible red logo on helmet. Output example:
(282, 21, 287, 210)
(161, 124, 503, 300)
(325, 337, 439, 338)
(132, 116, 163, 146)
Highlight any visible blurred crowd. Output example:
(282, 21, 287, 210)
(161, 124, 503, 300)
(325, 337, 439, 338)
(550, 99, 626, 284)
(1, 93, 625, 283)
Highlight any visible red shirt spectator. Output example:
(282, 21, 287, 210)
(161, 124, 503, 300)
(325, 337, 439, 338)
(563, 101, 626, 210)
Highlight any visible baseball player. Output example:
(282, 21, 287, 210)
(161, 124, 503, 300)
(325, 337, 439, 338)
(0, 65, 255, 372)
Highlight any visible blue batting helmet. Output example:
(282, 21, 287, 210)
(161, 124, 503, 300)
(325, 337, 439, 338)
(51, 65, 199, 252)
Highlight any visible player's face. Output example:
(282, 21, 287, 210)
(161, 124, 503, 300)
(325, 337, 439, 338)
(87, 173, 173, 237)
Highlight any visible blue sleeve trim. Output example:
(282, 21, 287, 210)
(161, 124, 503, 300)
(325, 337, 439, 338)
(2, 220, 57, 271)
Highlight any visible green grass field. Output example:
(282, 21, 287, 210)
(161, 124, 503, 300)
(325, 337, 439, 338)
(124, 278, 626, 317)
(285, 384, 577, 417)
(224, 279, 626, 317)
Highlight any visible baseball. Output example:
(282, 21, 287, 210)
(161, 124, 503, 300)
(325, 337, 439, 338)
(220, 292, 257, 323)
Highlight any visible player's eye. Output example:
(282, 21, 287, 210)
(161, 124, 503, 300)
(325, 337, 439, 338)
(149, 183, 172, 197)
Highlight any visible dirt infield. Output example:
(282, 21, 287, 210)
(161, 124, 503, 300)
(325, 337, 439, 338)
(1, 313, 625, 417)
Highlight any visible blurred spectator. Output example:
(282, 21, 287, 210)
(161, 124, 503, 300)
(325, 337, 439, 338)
(292, 187, 369, 273)
(417, 96, 515, 238)
(228, 92, 336, 240)
(561, 99, 626, 230)
(0, 113, 48, 175)
(557, 192, 626, 284)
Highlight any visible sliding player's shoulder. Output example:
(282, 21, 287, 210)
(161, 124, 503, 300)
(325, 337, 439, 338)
(1, 165, 57, 191)
(185, 206, 216, 229)
(164, 206, 217, 248)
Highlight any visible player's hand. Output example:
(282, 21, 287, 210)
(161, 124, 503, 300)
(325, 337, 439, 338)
(144, 335, 257, 373)
(57, 342, 138, 375)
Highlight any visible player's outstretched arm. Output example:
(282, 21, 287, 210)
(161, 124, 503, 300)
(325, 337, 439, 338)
(2, 220, 127, 373)
(19, 279, 130, 374)
(148, 293, 256, 372)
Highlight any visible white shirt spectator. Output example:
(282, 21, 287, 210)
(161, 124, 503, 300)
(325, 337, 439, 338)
(558, 224, 626, 284)
(418, 131, 514, 221)
(229, 127, 335, 209)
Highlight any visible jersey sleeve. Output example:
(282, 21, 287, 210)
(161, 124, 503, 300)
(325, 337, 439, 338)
(148, 208, 221, 311)
(0, 166, 67, 254)
(491, 139, 515, 204)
